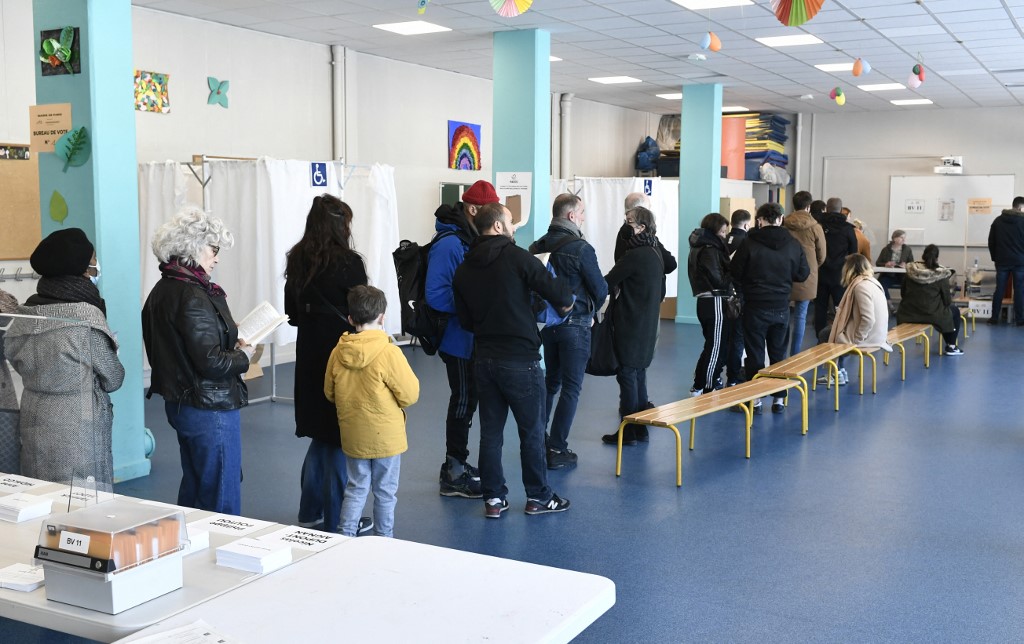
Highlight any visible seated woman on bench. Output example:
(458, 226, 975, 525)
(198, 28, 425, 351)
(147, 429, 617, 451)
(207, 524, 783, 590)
(897, 244, 964, 356)
(821, 254, 892, 385)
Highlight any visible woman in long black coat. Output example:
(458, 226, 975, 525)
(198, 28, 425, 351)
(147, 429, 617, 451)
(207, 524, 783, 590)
(284, 195, 367, 532)
(602, 206, 677, 445)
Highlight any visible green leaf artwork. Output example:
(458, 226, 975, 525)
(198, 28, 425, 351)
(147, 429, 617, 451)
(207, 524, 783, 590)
(207, 77, 229, 108)
(57, 126, 89, 172)
(39, 26, 79, 75)
(49, 190, 69, 225)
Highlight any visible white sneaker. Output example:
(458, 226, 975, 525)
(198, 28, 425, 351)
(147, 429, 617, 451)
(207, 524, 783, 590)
(945, 345, 964, 356)
(689, 388, 703, 397)
(837, 368, 849, 386)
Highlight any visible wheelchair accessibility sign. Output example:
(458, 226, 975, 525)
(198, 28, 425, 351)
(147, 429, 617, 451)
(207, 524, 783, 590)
(310, 162, 327, 187)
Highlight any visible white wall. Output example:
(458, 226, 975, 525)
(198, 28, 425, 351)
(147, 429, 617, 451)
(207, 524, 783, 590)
(796, 105, 1024, 272)
(568, 98, 657, 178)
(342, 50, 493, 245)
(0, 0, 33, 145)
(132, 8, 332, 163)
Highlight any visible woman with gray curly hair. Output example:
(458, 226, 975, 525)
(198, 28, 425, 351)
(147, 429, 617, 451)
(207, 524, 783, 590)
(142, 207, 253, 514)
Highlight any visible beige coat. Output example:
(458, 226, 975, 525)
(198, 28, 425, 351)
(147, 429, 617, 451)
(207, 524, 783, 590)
(828, 275, 892, 351)
(324, 329, 419, 459)
(783, 210, 826, 302)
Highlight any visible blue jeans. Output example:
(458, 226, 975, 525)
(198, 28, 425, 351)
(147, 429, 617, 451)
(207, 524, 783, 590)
(992, 266, 1024, 322)
(878, 273, 903, 300)
(814, 281, 846, 336)
(542, 319, 591, 451)
(742, 306, 789, 399)
(165, 402, 242, 515)
(789, 300, 810, 356)
(616, 366, 649, 417)
(298, 438, 347, 532)
(340, 455, 400, 538)
(475, 358, 551, 503)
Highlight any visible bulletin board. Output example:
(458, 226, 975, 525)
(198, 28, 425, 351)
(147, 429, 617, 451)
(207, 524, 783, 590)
(888, 175, 1014, 248)
(0, 148, 42, 259)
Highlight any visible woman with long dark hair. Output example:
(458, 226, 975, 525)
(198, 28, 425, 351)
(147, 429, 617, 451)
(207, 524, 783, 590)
(897, 244, 964, 355)
(285, 195, 368, 533)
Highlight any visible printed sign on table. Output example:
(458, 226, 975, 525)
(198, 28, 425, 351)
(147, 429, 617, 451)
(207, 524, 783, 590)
(188, 514, 274, 536)
(257, 526, 347, 553)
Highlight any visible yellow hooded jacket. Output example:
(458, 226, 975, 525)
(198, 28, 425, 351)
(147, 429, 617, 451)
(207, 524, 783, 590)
(324, 329, 419, 459)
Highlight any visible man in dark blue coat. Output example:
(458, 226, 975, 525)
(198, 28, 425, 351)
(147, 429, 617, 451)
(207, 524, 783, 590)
(987, 196, 1024, 325)
(529, 194, 607, 469)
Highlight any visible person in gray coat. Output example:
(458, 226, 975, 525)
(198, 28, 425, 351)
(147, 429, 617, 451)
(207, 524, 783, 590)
(5, 228, 124, 483)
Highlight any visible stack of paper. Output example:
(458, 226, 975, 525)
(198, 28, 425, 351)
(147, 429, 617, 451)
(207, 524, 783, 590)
(0, 493, 53, 523)
(0, 563, 45, 592)
(215, 538, 291, 574)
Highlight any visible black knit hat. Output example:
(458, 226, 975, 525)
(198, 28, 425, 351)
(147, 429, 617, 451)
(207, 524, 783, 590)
(30, 228, 95, 277)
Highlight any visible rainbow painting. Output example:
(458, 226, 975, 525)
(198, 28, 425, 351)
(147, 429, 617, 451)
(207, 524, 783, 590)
(448, 120, 481, 171)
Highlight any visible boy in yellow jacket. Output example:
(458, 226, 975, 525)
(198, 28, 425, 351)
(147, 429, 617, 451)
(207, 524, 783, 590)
(325, 285, 419, 537)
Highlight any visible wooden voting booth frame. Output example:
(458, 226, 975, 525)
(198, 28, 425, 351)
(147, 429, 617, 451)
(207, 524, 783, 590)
(0, 146, 42, 260)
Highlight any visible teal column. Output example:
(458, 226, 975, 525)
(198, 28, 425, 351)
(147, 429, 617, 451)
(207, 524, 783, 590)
(34, 0, 150, 481)
(676, 84, 722, 324)
(492, 30, 550, 247)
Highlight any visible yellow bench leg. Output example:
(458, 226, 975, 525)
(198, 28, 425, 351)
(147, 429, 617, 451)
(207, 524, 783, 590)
(614, 419, 628, 477)
(795, 378, 809, 435)
(689, 418, 695, 451)
(824, 359, 839, 411)
(668, 424, 682, 487)
(922, 333, 930, 368)
(868, 353, 877, 393)
(743, 402, 753, 458)
(961, 314, 969, 338)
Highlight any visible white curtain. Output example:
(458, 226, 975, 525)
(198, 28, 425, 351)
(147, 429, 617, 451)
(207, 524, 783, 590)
(138, 159, 402, 347)
(339, 164, 401, 335)
(568, 177, 679, 298)
(138, 162, 189, 303)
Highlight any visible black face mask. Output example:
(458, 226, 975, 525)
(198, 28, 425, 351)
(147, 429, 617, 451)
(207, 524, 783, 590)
(619, 221, 634, 238)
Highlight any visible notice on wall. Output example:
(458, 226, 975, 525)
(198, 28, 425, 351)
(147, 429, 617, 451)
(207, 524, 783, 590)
(29, 103, 72, 153)
(968, 198, 992, 215)
(495, 172, 532, 226)
(904, 199, 925, 216)
(938, 198, 956, 221)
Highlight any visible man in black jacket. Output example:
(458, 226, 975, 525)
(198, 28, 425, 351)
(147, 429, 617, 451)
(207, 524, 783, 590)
(529, 194, 608, 469)
(453, 203, 574, 519)
(814, 197, 859, 336)
(987, 196, 1024, 325)
(730, 202, 810, 413)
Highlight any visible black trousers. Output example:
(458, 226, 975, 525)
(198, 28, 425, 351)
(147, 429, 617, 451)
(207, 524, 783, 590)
(439, 351, 477, 464)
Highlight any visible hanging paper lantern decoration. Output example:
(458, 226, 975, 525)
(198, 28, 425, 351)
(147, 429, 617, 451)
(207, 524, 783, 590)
(700, 32, 722, 52)
(770, 0, 825, 27)
(417, 0, 429, 14)
(912, 64, 921, 76)
(829, 87, 837, 100)
(831, 87, 845, 106)
(908, 73, 922, 89)
(861, 59, 872, 75)
(490, 0, 532, 18)
(917, 65, 925, 82)
(836, 93, 846, 106)
(852, 59, 863, 77)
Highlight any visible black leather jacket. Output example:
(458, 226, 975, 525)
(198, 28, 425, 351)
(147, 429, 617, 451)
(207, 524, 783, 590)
(142, 278, 249, 410)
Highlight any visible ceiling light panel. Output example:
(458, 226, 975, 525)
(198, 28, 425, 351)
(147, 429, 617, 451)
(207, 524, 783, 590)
(891, 99, 934, 105)
(814, 62, 855, 72)
(858, 83, 907, 91)
(372, 21, 451, 35)
(755, 34, 825, 47)
(589, 76, 643, 84)
(670, 0, 754, 9)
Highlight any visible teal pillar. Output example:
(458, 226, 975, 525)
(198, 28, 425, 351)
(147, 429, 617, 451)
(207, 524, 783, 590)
(676, 84, 722, 324)
(492, 30, 550, 247)
(34, 0, 150, 481)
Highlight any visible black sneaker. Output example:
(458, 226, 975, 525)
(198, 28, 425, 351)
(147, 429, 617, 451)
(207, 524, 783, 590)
(771, 400, 785, 414)
(945, 345, 964, 356)
(356, 516, 374, 535)
(525, 494, 570, 515)
(602, 427, 637, 445)
(987, 317, 999, 326)
(439, 460, 483, 498)
(546, 448, 578, 470)
(484, 497, 509, 519)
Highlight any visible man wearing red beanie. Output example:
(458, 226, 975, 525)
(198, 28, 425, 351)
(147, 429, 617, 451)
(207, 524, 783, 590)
(425, 180, 501, 498)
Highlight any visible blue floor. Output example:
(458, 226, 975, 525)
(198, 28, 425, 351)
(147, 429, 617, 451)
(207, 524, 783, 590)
(6, 319, 1024, 642)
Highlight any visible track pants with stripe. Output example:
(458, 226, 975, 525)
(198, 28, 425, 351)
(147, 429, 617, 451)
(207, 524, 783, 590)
(693, 295, 731, 393)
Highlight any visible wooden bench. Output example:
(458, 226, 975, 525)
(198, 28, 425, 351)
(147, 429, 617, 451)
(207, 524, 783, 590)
(884, 323, 932, 379)
(612, 378, 805, 487)
(753, 342, 855, 412)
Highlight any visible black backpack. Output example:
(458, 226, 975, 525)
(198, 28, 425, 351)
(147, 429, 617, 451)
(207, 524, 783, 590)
(392, 231, 459, 355)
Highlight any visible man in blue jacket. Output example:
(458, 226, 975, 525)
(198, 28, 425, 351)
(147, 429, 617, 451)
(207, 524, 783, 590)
(425, 180, 500, 498)
(987, 196, 1024, 325)
(529, 194, 607, 469)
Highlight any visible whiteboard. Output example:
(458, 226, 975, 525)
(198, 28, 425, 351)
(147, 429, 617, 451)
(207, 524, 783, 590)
(888, 175, 1015, 247)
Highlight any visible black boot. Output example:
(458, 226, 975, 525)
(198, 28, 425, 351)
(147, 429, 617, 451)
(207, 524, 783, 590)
(602, 423, 638, 446)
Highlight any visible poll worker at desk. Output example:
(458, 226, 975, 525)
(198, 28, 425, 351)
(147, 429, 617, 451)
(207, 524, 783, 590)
(875, 229, 914, 306)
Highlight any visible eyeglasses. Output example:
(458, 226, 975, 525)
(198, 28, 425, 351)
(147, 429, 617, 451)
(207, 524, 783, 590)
(210, 245, 220, 257)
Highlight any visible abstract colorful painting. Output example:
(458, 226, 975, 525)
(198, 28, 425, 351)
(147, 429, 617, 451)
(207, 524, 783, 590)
(448, 120, 481, 171)
(134, 70, 171, 113)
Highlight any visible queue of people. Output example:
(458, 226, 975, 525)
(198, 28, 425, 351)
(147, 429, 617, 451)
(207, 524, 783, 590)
(1, 185, 991, 537)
